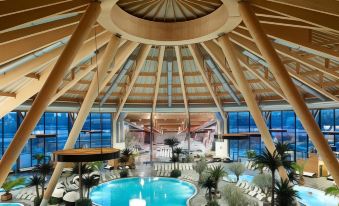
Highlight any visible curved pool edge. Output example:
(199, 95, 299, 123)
(92, 176, 198, 206)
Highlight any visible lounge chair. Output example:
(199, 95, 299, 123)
(256, 193, 266, 201)
(303, 171, 316, 177)
(327, 176, 334, 181)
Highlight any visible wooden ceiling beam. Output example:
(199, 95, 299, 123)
(114, 45, 152, 121)
(188, 44, 227, 121)
(152, 46, 165, 114)
(230, 33, 339, 101)
(0, 0, 89, 32)
(0, 14, 81, 45)
(175, 46, 189, 118)
(0, 32, 111, 118)
(251, 0, 339, 33)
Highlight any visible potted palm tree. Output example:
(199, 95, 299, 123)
(164, 137, 180, 158)
(28, 173, 43, 204)
(201, 176, 215, 202)
(275, 179, 299, 206)
(38, 161, 53, 199)
(208, 165, 226, 198)
(254, 148, 282, 206)
(82, 173, 100, 199)
(1, 177, 25, 201)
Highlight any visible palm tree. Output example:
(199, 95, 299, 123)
(29, 173, 43, 200)
(208, 165, 226, 193)
(38, 161, 53, 198)
(119, 156, 129, 168)
(275, 142, 293, 172)
(275, 179, 299, 206)
(82, 174, 100, 199)
(164, 137, 180, 158)
(254, 148, 281, 206)
(73, 163, 93, 175)
(201, 176, 215, 201)
(228, 162, 245, 182)
(33, 154, 45, 166)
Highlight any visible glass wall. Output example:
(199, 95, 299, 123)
(228, 109, 339, 161)
(0, 111, 112, 170)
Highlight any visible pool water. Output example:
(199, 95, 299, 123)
(90, 177, 196, 206)
(224, 174, 254, 183)
(0, 204, 24, 206)
(295, 185, 339, 206)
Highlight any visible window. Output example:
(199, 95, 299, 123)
(57, 113, 69, 150)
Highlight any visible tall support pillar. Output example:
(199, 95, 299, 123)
(0, 2, 101, 188)
(238, 1, 339, 185)
(218, 34, 288, 180)
(40, 35, 121, 206)
(187, 114, 191, 154)
(223, 112, 229, 157)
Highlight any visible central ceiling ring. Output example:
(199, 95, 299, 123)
(97, 0, 242, 46)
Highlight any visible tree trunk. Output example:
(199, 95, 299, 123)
(41, 176, 45, 198)
(79, 162, 83, 200)
(271, 171, 275, 206)
(36, 185, 40, 200)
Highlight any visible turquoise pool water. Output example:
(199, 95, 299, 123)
(0, 204, 24, 206)
(90, 177, 196, 206)
(295, 185, 339, 206)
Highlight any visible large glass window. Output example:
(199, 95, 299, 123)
(57, 113, 69, 150)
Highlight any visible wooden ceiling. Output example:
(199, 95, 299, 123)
(0, 0, 339, 126)
(117, 0, 223, 22)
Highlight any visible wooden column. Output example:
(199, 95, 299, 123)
(238, 1, 339, 185)
(40, 35, 121, 206)
(218, 34, 288, 180)
(0, 2, 101, 188)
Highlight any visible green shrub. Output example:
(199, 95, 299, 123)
(120, 169, 128, 178)
(206, 200, 220, 206)
(75, 198, 92, 206)
(170, 169, 181, 178)
(49, 196, 61, 205)
(34, 197, 42, 206)
(223, 183, 256, 206)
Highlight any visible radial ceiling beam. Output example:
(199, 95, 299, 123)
(0, 24, 105, 66)
(236, 53, 286, 100)
(114, 44, 152, 121)
(200, 41, 239, 91)
(218, 34, 288, 180)
(0, 0, 88, 32)
(58, 41, 138, 105)
(266, 0, 339, 18)
(233, 28, 339, 78)
(152, 46, 165, 114)
(0, 14, 81, 45)
(175, 46, 189, 118)
(238, 24, 339, 61)
(0, 28, 108, 90)
(42, 35, 121, 205)
(0, 31, 112, 118)
(188, 44, 226, 121)
(229, 33, 339, 102)
(239, 0, 339, 186)
(0, 1, 100, 188)
(251, 0, 339, 33)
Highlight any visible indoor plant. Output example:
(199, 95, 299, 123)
(1, 177, 25, 201)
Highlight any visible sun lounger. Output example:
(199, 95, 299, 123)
(327, 176, 334, 181)
(303, 171, 316, 177)
(256, 193, 266, 201)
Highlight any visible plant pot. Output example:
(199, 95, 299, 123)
(1, 193, 12, 201)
